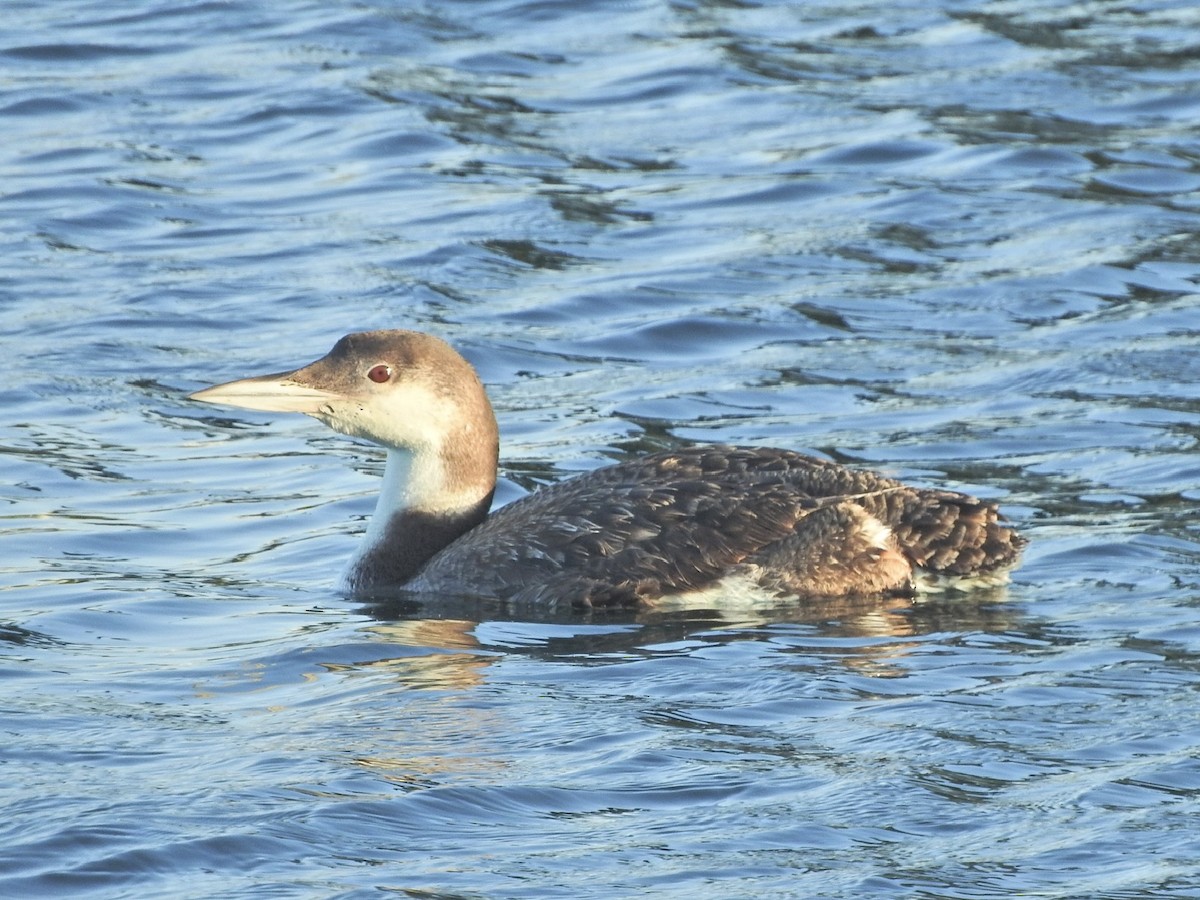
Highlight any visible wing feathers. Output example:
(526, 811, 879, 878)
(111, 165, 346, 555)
(410, 445, 1024, 607)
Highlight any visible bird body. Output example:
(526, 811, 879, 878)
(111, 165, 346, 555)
(189, 330, 1024, 608)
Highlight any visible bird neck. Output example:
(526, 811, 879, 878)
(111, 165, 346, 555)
(343, 440, 496, 594)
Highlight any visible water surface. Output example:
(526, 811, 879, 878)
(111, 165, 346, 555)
(3, 1, 1200, 897)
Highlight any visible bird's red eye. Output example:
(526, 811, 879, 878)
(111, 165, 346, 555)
(367, 364, 392, 384)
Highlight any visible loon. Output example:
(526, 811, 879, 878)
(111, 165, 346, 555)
(188, 330, 1025, 608)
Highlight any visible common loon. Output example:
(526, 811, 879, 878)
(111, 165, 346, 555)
(188, 330, 1025, 608)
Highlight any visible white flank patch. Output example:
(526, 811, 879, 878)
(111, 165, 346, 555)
(640, 565, 785, 612)
(858, 516, 895, 553)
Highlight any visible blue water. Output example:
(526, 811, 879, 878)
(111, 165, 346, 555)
(3, 1, 1200, 897)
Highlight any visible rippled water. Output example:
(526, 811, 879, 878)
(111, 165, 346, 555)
(3, 1, 1200, 897)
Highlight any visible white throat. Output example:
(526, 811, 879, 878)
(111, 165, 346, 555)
(358, 445, 491, 548)
(366, 448, 446, 528)
(363, 448, 418, 550)
(341, 447, 479, 591)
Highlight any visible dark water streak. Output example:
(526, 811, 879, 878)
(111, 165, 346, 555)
(2, 1, 1200, 898)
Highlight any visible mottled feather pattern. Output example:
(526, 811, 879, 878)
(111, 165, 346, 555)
(409, 446, 1024, 608)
